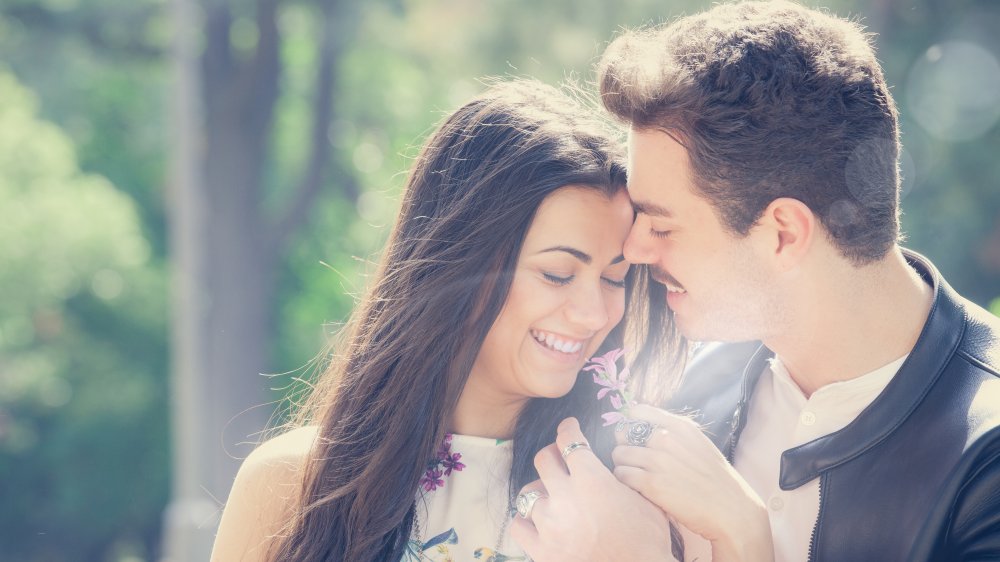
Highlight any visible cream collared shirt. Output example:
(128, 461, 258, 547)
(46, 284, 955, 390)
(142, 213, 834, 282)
(733, 354, 907, 562)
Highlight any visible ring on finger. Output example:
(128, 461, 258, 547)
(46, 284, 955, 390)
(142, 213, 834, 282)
(515, 490, 546, 521)
(625, 420, 658, 447)
(561, 441, 591, 459)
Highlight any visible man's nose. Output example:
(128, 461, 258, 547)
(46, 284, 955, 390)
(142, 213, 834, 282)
(624, 220, 654, 265)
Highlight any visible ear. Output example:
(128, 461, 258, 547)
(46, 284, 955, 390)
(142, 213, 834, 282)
(759, 197, 816, 269)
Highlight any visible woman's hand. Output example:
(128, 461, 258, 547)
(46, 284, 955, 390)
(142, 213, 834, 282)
(510, 417, 677, 562)
(612, 404, 774, 562)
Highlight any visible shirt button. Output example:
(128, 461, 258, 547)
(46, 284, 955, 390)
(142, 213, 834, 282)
(769, 496, 785, 511)
(800, 411, 817, 426)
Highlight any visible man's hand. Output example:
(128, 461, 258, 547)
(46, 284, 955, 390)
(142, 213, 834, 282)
(509, 417, 676, 562)
(612, 404, 774, 562)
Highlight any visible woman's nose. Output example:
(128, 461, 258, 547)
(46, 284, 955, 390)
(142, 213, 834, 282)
(565, 282, 611, 332)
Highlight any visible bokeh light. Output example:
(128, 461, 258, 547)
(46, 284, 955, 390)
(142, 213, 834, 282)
(906, 41, 1000, 142)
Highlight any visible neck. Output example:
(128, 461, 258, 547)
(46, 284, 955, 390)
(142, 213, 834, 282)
(450, 378, 526, 439)
(764, 247, 933, 397)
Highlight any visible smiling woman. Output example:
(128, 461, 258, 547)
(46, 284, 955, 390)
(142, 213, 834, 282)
(210, 79, 683, 562)
(461, 187, 634, 435)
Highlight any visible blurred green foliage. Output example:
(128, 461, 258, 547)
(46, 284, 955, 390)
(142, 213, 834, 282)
(0, 68, 168, 559)
(0, 0, 998, 560)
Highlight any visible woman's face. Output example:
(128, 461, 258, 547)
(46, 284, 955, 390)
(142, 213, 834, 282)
(468, 185, 634, 403)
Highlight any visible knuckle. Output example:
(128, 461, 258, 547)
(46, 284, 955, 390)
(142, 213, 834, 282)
(556, 418, 581, 439)
(533, 449, 549, 472)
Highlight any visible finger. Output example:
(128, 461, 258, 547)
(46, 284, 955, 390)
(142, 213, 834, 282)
(612, 443, 671, 472)
(510, 516, 544, 557)
(513, 483, 550, 527)
(554, 417, 604, 475)
(613, 465, 666, 507)
(614, 405, 703, 447)
(523, 486, 555, 530)
(613, 420, 671, 449)
(630, 405, 703, 437)
(533, 444, 572, 497)
(517, 479, 547, 495)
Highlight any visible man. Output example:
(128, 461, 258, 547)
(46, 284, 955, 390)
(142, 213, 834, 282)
(509, 2, 1000, 560)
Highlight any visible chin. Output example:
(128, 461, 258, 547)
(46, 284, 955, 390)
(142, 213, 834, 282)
(679, 318, 763, 343)
(533, 379, 579, 400)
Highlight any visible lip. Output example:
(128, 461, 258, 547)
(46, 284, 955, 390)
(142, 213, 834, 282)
(531, 336, 586, 364)
(530, 329, 588, 365)
(666, 289, 686, 308)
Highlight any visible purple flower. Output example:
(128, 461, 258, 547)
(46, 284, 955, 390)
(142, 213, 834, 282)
(586, 348, 635, 425)
(586, 350, 630, 399)
(420, 468, 445, 491)
(435, 434, 454, 461)
(610, 394, 623, 410)
(441, 452, 465, 476)
(602, 411, 627, 426)
(584, 348, 626, 376)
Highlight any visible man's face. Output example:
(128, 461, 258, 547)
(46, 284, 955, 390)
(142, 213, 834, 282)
(625, 128, 781, 342)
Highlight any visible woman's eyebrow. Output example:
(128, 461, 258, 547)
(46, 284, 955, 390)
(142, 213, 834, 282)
(537, 247, 627, 266)
(536, 246, 591, 264)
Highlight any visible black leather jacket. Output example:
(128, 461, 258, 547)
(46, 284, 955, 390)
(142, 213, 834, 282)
(669, 251, 1000, 561)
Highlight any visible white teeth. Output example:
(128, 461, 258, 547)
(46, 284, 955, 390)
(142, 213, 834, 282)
(666, 284, 686, 294)
(531, 329, 585, 355)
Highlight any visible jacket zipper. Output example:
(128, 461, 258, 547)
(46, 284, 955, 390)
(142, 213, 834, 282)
(807, 475, 823, 561)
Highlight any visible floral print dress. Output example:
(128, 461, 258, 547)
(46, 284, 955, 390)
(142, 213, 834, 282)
(403, 434, 527, 562)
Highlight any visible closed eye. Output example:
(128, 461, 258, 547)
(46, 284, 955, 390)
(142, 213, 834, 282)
(602, 277, 627, 289)
(649, 228, 671, 240)
(543, 273, 573, 286)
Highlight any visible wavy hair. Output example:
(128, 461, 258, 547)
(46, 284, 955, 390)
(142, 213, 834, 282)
(599, 0, 901, 265)
(268, 79, 683, 561)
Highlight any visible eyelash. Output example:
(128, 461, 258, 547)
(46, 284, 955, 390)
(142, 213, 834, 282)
(649, 228, 672, 240)
(543, 273, 626, 289)
(604, 277, 627, 289)
(543, 273, 573, 286)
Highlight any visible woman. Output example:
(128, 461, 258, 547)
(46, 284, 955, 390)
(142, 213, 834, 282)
(211, 79, 683, 562)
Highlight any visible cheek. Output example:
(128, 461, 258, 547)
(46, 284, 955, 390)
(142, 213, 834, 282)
(497, 273, 557, 333)
(606, 291, 627, 329)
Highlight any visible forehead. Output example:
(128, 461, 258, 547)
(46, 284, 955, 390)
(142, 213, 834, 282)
(626, 128, 699, 215)
(523, 186, 632, 253)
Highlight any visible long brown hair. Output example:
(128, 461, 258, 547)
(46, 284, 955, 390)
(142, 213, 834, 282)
(269, 79, 683, 561)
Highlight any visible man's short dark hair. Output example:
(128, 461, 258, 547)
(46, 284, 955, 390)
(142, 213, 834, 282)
(599, 0, 901, 265)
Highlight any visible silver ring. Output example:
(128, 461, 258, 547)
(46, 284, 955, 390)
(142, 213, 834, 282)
(561, 441, 591, 459)
(515, 490, 546, 520)
(625, 420, 657, 447)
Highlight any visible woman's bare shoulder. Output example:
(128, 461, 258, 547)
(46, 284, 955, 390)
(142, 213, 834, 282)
(210, 426, 320, 562)
(247, 425, 320, 469)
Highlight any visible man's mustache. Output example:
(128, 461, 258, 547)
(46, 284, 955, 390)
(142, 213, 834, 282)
(648, 266, 684, 290)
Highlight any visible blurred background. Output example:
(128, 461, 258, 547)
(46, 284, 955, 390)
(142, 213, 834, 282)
(0, 0, 998, 560)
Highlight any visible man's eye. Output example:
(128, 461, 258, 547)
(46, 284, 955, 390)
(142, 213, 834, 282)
(543, 273, 573, 286)
(650, 228, 672, 239)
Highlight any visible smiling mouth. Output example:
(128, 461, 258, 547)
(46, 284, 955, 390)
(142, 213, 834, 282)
(530, 329, 585, 354)
(651, 267, 687, 294)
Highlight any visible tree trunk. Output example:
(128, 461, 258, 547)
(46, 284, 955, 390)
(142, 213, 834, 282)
(162, 0, 218, 558)
(161, 0, 279, 559)
(162, 0, 351, 558)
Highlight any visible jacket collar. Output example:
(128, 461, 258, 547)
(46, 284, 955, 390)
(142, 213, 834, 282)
(727, 250, 967, 489)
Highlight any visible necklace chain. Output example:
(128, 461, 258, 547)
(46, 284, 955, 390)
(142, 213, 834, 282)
(411, 494, 513, 560)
